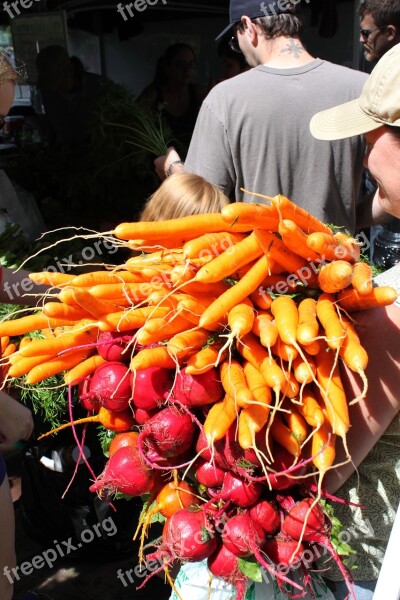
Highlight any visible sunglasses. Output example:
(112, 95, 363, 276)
(229, 21, 246, 54)
(360, 26, 386, 40)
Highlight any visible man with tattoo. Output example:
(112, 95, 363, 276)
(156, 0, 368, 233)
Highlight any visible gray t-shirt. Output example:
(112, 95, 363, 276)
(185, 59, 368, 233)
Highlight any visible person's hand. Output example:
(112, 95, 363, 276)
(0, 391, 34, 443)
(154, 147, 183, 181)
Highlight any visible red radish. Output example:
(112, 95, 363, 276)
(195, 458, 226, 488)
(222, 513, 265, 557)
(108, 431, 139, 456)
(220, 514, 302, 592)
(78, 378, 100, 412)
(173, 367, 224, 407)
(207, 543, 249, 600)
(212, 471, 263, 508)
(146, 509, 218, 564)
(89, 445, 154, 497)
(131, 366, 173, 411)
(282, 498, 355, 599)
(138, 406, 196, 461)
(133, 406, 157, 425)
(86, 362, 132, 412)
(268, 444, 307, 490)
(196, 424, 243, 470)
(263, 536, 305, 567)
(97, 330, 134, 362)
(249, 499, 280, 535)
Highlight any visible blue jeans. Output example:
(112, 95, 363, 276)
(332, 580, 376, 600)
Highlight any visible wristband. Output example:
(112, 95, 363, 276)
(165, 160, 184, 178)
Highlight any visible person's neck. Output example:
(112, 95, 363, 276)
(257, 36, 315, 68)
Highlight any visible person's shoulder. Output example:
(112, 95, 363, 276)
(321, 60, 369, 84)
(206, 68, 257, 97)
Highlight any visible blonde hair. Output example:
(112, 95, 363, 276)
(139, 172, 230, 222)
(0, 52, 20, 85)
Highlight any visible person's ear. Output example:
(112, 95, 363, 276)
(386, 24, 399, 42)
(242, 16, 258, 45)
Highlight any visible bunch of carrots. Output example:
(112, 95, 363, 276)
(0, 194, 398, 600)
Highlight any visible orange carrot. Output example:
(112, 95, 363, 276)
(237, 332, 287, 394)
(270, 194, 333, 235)
(130, 346, 177, 371)
(252, 313, 279, 352)
(199, 255, 271, 330)
(316, 293, 346, 350)
(296, 298, 319, 346)
(220, 202, 280, 231)
(278, 219, 320, 261)
(0, 313, 80, 337)
(135, 315, 193, 346)
(195, 232, 263, 284)
(272, 337, 298, 363)
(203, 395, 238, 445)
(69, 270, 145, 287)
(183, 232, 247, 259)
(250, 288, 273, 310)
(318, 260, 354, 294)
(7, 354, 55, 378)
(238, 401, 270, 451)
(19, 322, 97, 358)
(64, 354, 107, 385)
(315, 346, 349, 440)
(302, 339, 321, 356)
(25, 349, 92, 385)
(254, 229, 319, 288)
(333, 232, 361, 262)
(98, 306, 170, 333)
(38, 406, 135, 439)
(167, 328, 209, 361)
(227, 303, 255, 340)
(297, 387, 325, 429)
(282, 403, 309, 444)
(42, 302, 92, 321)
(72, 287, 126, 317)
(339, 317, 368, 404)
(114, 213, 251, 241)
(220, 359, 255, 408)
(243, 361, 272, 412)
(311, 413, 336, 475)
(336, 285, 398, 311)
(28, 272, 75, 287)
(269, 413, 301, 458)
(185, 342, 227, 375)
(306, 231, 359, 263)
(89, 282, 167, 301)
(270, 296, 299, 347)
(351, 261, 373, 296)
(0, 336, 10, 354)
(292, 354, 316, 385)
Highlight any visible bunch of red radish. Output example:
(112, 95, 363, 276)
(73, 332, 355, 600)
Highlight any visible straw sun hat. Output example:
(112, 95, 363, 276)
(310, 42, 400, 141)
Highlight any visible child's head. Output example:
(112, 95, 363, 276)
(139, 172, 230, 221)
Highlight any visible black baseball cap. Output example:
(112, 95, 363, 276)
(216, 0, 296, 40)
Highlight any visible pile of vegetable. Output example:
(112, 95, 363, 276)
(0, 195, 398, 600)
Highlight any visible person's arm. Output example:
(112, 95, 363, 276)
(325, 301, 400, 493)
(0, 266, 53, 306)
(0, 391, 34, 443)
(154, 147, 185, 182)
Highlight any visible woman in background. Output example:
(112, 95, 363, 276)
(138, 43, 205, 151)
